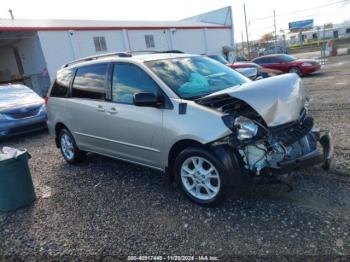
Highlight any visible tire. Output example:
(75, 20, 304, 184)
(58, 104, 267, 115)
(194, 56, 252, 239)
(289, 67, 302, 76)
(174, 147, 229, 206)
(58, 128, 86, 164)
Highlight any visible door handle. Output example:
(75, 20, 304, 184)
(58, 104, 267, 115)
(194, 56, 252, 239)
(96, 105, 105, 112)
(107, 107, 118, 115)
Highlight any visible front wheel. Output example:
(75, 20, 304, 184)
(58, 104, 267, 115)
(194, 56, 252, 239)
(174, 147, 229, 206)
(289, 67, 301, 76)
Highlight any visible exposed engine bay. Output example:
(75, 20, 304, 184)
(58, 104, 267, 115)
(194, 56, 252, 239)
(196, 92, 333, 176)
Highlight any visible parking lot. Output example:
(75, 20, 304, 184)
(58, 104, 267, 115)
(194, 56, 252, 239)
(1, 54, 350, 259)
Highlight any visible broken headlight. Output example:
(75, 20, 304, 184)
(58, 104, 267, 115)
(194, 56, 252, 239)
(234, 116, 258, 140)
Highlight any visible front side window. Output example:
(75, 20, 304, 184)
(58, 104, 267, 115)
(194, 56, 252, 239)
(146, 56, 249, 99)
(72, 63, 108, 100)
(50, 69, 74, 97)
(112, 63, 159, 104)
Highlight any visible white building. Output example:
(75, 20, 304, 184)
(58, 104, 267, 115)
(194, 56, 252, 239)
(288, 23, 350, 45)
(0, 6, 234, 96)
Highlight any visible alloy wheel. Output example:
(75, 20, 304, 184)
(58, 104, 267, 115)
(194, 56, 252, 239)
(60, 133, 75, 160)
(180, 156, 221, 201)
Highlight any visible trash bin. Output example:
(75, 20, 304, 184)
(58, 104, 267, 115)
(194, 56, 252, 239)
(0, 148, 36, 211)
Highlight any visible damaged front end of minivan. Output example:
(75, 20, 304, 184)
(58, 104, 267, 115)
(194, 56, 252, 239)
(197, 74, 334, 180)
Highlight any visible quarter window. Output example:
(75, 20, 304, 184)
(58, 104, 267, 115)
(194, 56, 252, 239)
(72, 63, 108, 100)
(93, 36, 107, 52)
(50, 69, 74, 97)
(145, 35, 155, 48)
(112, 63, 159, 104)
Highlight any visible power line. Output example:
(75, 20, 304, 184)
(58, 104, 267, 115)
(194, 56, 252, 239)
(250, 0, 347, 21)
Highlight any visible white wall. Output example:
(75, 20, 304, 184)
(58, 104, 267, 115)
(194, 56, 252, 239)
(73, 30, 126, 57)
(38, 31, 75, 81)
(171, 29, 206, 54)
(39, 30, 128, 80)
(15, 34, 46, 76)
(38, 27, 233, 80)
(206, 28, 233, 54)
(0, 47, 19, 81)
(127, 30, 170, 51)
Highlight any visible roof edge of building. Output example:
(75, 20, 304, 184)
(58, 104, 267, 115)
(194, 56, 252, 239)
(0, 25, 231, 31)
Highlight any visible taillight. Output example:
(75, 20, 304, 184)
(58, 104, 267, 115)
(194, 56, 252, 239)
(44, 96, 49, 106)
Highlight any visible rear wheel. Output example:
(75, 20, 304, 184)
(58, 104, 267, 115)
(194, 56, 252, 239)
(174, 147, 229, 206)
(289, 67, 301, 76)
(58, 129, 86, 164)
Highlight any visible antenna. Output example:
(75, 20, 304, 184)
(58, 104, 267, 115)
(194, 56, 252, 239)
(9, 9, 14, 20)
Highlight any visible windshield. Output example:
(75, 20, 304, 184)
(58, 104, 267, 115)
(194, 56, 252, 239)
(146, 56, 249, 99)
(278, 54, 297, 62)
(207, 55, 229, 64)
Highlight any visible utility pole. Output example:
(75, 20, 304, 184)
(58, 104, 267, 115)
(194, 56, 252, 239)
(241, 30, 244, 56)
(273, 10, 277, 53)
(243, 4, 250, 58)
(321, 24, 326, 65)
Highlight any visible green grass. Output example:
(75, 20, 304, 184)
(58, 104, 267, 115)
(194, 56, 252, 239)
(289, 40, 327, 49)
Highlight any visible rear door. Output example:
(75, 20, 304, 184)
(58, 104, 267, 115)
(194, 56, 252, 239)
(102, 62, 163, 168)
(65, 63, 110, 154)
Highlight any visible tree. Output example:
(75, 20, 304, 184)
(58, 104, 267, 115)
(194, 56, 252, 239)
(260, 32, 273, 43)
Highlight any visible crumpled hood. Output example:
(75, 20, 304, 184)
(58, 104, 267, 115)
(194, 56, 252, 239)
(208, 73, 305, 127)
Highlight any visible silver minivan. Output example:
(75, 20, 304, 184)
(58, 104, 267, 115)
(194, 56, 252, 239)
(46, 52, 333, 205)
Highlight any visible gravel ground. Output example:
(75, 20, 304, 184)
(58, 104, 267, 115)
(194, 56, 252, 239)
(1, 55, 350, 260)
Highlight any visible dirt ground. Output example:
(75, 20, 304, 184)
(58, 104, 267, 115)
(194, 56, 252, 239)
(1, 54, 350, 260)
(303, 55, 350, 173)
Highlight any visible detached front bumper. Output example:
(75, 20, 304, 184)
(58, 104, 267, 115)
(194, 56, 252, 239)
(271, 131, 334, 174)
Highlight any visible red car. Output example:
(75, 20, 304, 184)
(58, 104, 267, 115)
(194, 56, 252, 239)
(206, 55, 282, 78)
(252, 54, 321, 76)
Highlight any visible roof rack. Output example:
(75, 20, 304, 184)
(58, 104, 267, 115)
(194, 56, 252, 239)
(62, 52, 131, 68)
(62, 50, 184, 68)
(131, 50, 184, 54)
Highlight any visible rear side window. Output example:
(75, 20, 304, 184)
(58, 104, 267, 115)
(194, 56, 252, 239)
(50, 69, 74, 97)
(254, 58, 264, 64)
(264, 57, 278, 64)
(72, 63, 108, 100)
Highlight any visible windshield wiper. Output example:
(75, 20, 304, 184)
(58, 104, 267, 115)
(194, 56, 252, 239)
(185, 94, 211, 100)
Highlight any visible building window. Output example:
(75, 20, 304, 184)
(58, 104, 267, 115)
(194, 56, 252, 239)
(346, 28, 350, 34)
(93, 36, 107, 52)
(145, 35, 155, 48)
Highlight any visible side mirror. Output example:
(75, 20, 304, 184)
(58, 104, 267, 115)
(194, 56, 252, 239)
(133, 92, 161, 107)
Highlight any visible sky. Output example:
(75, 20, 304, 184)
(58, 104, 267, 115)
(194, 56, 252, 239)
(1, 0, 349, 41)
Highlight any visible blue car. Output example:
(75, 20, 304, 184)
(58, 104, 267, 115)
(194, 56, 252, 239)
(0, 84, 47, 138)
